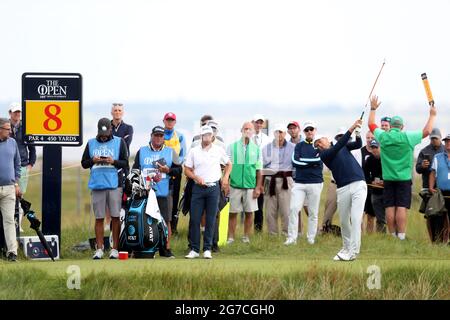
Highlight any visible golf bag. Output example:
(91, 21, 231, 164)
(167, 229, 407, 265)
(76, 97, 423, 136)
(119, 169, 169, 258)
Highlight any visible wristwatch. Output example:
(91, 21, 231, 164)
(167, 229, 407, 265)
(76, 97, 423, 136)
(14, 183, 19, 187)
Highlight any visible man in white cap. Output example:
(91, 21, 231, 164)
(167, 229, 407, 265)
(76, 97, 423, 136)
(184, 125, 232, 259)
(285, 120, 323, 245)
(314, 118, 366, 261)
(191, 119, 225, 150)
(190, 119, 225, 252)
(262, 124, 295, 235)
(252, 114, 271, 149)
(252, 114, 271, 232)
(8, 102, 36, 232)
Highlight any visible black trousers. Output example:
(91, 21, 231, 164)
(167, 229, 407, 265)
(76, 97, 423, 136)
(170, 171, 182, 231)
(254, 193, 264, 232)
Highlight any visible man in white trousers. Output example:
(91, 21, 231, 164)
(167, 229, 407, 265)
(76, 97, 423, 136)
(314, 119, 366, 261)
(285, 121, 323, 245)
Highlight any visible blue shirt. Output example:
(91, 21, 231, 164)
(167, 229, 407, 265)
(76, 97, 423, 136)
(292, 140, 323, 183)
(319, 131, 365, 188)
(0, 137, 21, 186)
(262, 140, 295, 171)
(431, 152, 450, 191)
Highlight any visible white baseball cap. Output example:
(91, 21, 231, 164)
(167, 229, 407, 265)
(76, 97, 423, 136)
(253, 114, 265, 122)
(8, 102, 21, 113)
(313, 134, 328, 146)
(206, 120, 219, 129)
(200, 125, 213, 135)
(335, 126, 347, 139)
(273, 123, 286, 133)
(303, 120, 317, 130)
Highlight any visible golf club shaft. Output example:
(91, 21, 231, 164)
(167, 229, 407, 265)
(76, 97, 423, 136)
(362, 60, 386, 118)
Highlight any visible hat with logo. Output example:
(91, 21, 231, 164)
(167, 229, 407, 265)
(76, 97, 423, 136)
(8, 102, 21, 113)
(430, 128, 442, 139)
(369, 139, 380, 148)
(442, 133, 450, 141)
(390, 116, 404, 127)
(151, 126, 165, 135)
(200, 125, 213, 135)
(97, 118, 112, 135)
(164, 112, 177, 121)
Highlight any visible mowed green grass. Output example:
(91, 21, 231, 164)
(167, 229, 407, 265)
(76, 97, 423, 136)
(1, 162, 449, 300)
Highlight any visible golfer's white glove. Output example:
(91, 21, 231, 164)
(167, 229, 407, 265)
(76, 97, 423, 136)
(354, 126, 361, 136)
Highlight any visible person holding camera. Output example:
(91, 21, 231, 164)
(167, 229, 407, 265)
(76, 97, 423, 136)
(416, 128, 445, 242)
(81, 118, 129, 259)
(133, 126, 182, 258)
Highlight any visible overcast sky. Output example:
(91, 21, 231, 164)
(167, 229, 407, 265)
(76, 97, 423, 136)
(1, 0, 449, 159)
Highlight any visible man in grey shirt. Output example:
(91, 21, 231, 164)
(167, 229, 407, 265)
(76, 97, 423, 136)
(0, 118, 21, 262)
(262, 124, 295, 235)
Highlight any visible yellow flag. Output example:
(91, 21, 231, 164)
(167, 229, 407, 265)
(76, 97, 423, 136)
(218, 202, 230, 247)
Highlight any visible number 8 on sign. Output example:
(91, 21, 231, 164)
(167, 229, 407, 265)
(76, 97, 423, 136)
(43, 104, 62, 131)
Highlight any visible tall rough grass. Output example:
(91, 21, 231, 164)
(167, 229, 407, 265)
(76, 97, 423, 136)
(4, 161, 447, 300)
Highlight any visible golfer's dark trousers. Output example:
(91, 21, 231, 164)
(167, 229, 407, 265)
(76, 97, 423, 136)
(170, 171, 182, 232)
(254, 194, 264, 232)
(189, 183, 220, 253)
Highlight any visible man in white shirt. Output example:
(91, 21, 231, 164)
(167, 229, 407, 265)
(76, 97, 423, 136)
(251, 114, 271, 232)
(252, 114, 271, 149)
(184, 125, 232, 259)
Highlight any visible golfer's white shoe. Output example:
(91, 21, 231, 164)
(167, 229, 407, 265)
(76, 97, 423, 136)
(241, 236, 250, 244)
(185, 250, 200, 259)
(93, 248, 104, 260)
(227, 238, 235, 245)
(203, 250, 212, 259)
(284, 238, 297, 245)
(109, 249, 119, 259)
(307, 238, 315, 245)
(333, 249, 355, 261)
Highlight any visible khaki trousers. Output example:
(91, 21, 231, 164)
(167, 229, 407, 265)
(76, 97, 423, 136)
(264, 177, 293, 235)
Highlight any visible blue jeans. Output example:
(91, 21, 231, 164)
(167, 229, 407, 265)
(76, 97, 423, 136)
(189, 183, 220, 253)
